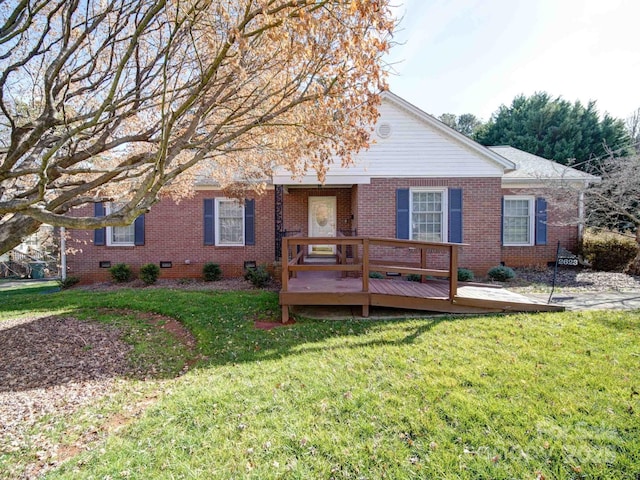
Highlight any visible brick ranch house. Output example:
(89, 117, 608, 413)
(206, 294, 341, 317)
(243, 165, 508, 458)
(66, 92, 597, 283)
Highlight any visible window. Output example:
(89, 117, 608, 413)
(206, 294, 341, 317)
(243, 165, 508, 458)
(410, 189, 447, 242)
(106, 203, 135, 246)
(216, 198, 244, 246)
(503, 196, 535, 246)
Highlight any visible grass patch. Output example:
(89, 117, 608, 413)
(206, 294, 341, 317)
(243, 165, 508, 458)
(0, 288, 638, 479)
(0, 279, 58, 293)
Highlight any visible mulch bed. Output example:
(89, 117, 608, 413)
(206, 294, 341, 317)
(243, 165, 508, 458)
(509, 268, 640, 293)
(77, 278, 280, 292)
(0, 310, 196, 479)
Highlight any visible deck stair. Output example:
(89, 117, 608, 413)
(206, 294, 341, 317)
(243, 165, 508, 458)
(303, 255, 339, 264)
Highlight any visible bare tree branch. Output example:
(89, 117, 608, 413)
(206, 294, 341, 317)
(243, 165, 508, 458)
(0, 0, 395, 254)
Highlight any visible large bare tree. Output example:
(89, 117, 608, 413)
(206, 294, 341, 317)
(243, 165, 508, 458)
(626, 107, 640, 153)
(584, 154, 640, 268)
(0, 0, 394, 254)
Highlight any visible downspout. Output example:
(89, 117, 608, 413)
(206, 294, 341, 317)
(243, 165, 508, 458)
(60, 227, 67, 280)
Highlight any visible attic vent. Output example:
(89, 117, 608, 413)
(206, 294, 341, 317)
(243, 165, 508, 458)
(377, 122, 392, 138)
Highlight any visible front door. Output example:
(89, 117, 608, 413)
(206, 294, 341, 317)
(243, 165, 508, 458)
(308, 196, 337, 255)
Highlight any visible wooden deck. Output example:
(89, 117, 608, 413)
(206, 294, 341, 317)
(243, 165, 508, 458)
(280, 237, 563, 321)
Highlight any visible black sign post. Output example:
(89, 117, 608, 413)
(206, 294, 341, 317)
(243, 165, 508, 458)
(548, 241, 580, 303)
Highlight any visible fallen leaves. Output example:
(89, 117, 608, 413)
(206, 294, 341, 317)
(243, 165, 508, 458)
(0, 311, 194, 478)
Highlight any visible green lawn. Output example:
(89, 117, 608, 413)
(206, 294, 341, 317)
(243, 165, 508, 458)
(0, 286, 638, 479)
(0, 279, 58, 292)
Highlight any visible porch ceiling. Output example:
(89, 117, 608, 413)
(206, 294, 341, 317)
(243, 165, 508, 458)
(282, 184, 355, 189)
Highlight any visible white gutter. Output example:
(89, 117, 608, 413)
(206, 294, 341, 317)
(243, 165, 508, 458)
(60, 227, 66, 280)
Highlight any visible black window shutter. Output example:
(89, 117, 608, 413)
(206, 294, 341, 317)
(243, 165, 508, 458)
(134, 215, 145, 246)
(448, 188, 463, 243)
(500, 196, 505, 246)
(204, 199, 215, 245)
(535, 197, 548, 245)
(396, 189, 410, 239)
(244, 199, 255, 245)
(94, 202, 106, 246)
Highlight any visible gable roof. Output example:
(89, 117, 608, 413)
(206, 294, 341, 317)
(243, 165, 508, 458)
(272, 91, 517, 185)
(489, 146, 599, 186)
(381, 91, 516, 172)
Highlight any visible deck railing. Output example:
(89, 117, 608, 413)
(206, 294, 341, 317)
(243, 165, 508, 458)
(281, 237, 463, 301)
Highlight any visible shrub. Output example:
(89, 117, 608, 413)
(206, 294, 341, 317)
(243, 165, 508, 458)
(58, 276, 80, 289)
(109, 263, 133, 283)
(406, 273, 422, 282)
(203, 262, 222, 282)
(140, 263, 160, 285)
(487, 265, 516, 282)
(244, 264, 270, 288)
(369, 271, 385, 279)
(581, 230, 638, 272)
(457, 268, 474, 282)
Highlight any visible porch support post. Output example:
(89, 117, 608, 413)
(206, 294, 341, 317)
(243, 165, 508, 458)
(275, 185, 284, 260)
(281, 236, 289, 323)
(362, 238, 370, 318)
(449, 245, 458, 301)
(281, 237, 289, 292)
(362, 238, 369, 293)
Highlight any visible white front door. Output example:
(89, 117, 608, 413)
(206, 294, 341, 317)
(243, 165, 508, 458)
(308, 196, 337, 255)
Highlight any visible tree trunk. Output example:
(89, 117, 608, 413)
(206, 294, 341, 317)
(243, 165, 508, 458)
(0, 214, 42, 256)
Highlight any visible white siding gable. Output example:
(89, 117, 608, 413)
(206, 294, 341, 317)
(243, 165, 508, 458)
(273, 94, 509, 185)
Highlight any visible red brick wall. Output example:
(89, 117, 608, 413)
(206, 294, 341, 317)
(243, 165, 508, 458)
(66, 190, 275, 283)
(354, 178, 504, 276)
(282, 187, 354, 235)
(501, 187, 580, 268)
(67, 181, 582, 284)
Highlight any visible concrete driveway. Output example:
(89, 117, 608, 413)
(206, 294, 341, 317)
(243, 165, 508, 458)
(529, 292, 640, 311)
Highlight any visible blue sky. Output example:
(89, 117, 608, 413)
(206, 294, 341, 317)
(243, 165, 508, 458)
(386, 0, 640, 122)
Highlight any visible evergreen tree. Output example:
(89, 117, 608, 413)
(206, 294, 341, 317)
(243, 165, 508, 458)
(474, 92, 632, 169)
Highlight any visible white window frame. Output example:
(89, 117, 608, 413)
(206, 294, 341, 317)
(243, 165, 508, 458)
(503, 195, 535, 246)
(105, 203, 135, 247)
(215, 197, 245, 246)
(409, 188, 448, 242)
